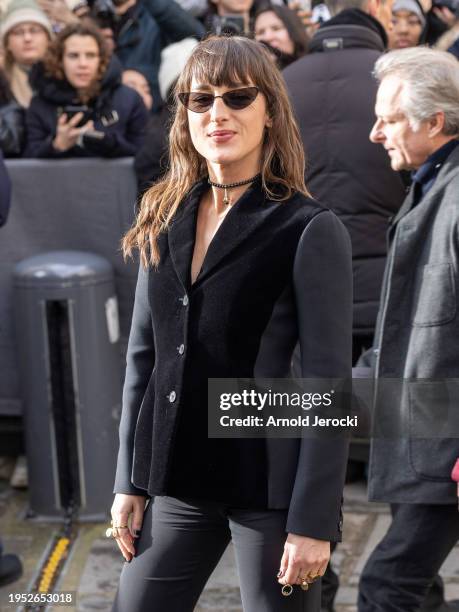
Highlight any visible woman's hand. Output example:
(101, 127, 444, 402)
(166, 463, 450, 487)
(110, 493, 147, 562)
(278, 534, 330, 586)
(52, 113, 94, 152)
(432, 5, 458, 28)
(288, 1, 320, 36)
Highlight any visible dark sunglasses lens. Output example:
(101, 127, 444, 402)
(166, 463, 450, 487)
(223, 88, 258, 109)
(186, 93, 214, 112)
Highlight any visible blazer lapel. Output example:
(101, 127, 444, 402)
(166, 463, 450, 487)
(167, 179, 207, 291)
(388, 187, 414, 245)
(193, 181, 278, 287)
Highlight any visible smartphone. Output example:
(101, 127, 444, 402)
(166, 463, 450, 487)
(290, 0, 312, 12)
(311, 3, 331, 23)
(60, 105, 92, 127)
(217, 14, 245, 34)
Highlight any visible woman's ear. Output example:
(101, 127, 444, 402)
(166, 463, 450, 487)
(266, 117, 273, 128)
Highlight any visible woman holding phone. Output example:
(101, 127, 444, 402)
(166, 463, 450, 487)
(24, 22, 148, 158)
(110, 35, 352, 612)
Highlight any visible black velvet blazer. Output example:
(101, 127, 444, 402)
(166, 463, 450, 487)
(114, 178, 353, 542)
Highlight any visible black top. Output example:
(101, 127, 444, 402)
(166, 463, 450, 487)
(114, 179, 353, 540)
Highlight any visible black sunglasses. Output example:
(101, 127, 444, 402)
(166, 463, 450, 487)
(178, 87, 259, 113)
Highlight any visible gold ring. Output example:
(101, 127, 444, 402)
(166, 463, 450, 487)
(301, 579, 309, 591)
(307, 573, 320, 582)
(105, 527, 120, 538)
(111, 520, 129, 529)
(281, 584, 293, 596)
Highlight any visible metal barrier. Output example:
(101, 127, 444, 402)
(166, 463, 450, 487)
(0, 158, 138, 419)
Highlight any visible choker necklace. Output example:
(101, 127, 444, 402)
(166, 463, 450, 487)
(208, 173, 261, 206)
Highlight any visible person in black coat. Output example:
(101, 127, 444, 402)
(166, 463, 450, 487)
(283, 4, 406, 361)
(0, 150, 11, 227)
(0, 68, 25, 157)
(0, 153, 22, 588)
(133, 39, 198, 193)
(113, 0, 205, 112)
(109, 35, 353, 612)
(24, 22, 148, 158)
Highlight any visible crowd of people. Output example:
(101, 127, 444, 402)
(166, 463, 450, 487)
(0, 0, 454, 183)
(1, 0, 459, 609)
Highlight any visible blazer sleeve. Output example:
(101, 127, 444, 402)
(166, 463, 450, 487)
(287, 209, 353, 541)
(114, 263, 155, 494)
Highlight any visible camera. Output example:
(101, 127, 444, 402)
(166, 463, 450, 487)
(90, 0, 118, 28)
(311, 3, 331, 23)
(213, 14, 246, 35)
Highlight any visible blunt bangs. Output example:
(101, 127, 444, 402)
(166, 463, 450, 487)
(125, 35, 309, 268)
(177, 36, 272, 94)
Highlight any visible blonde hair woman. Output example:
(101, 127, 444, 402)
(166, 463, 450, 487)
(1, 0, 52, 107)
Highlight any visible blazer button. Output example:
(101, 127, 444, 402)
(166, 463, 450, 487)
(168, 391, 176, 403)
(181, 294, 189, 306)
(178, 344, 185, 355)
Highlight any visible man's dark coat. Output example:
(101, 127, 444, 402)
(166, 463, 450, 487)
(283, 10, 406, 338)
(114, 180, 353, 541)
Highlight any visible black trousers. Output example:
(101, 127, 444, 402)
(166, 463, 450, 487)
(358, 503, 459, 612)
(112, 496, 321, 612)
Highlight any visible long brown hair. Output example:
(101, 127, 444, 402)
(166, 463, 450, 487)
(43, 23, 109, 101)
(124, 35, 309, 268)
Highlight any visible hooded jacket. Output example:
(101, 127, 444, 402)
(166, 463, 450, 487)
(24, 56, 148, 158)
(283, 10, 406, 338)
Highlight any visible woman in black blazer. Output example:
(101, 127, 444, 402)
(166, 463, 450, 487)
(110, 35, 353, 612)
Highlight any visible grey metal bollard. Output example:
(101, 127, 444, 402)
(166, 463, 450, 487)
(13, 251, 122, 521)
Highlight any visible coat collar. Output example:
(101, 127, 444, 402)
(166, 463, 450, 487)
(389, 144, 459, 238)
(167, 177, 278, 291)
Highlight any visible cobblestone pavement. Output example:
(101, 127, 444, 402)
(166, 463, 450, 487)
(1, 471, 458, 612)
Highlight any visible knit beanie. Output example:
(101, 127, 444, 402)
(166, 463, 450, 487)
(1, 0, 53, 42)
(392, 0, 426, 26)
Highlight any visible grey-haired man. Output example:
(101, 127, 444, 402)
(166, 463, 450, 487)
(359, 47, 459, 612)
